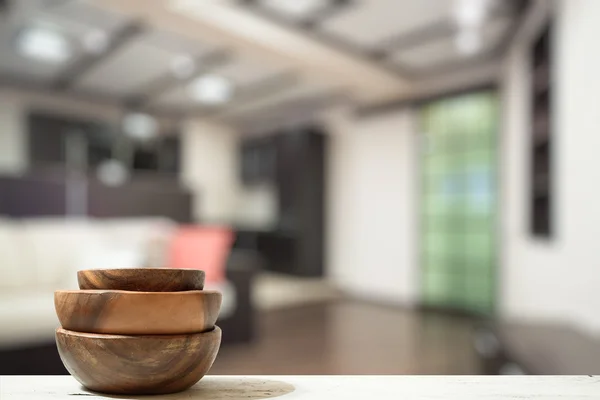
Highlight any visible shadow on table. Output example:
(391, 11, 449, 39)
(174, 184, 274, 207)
(76, 377, 296, 399)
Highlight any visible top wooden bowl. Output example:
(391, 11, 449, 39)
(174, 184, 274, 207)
(77, 268, 205, 292)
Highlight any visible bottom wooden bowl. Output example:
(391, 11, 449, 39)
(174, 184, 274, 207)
(55, 326, 221, 395)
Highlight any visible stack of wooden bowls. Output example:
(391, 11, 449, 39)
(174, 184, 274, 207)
(54, 268, 222, 395)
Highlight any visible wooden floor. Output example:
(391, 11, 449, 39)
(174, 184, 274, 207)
(211, 301, 482, 375)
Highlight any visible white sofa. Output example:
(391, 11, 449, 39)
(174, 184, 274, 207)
(0, 217, 235, 349)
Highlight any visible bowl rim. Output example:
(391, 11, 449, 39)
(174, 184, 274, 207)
(55, 289, 221, 296)
(77, 268, 206, 274)
(55, 326, 222, 340)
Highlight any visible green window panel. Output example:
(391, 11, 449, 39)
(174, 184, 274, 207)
(423, 195, 451, 217)
(423, 216, 449, 233)
(424, 157, 449, 176)
(423, 272, 451, 304)
(467, 215, 494, 232)
(464, 275, 495, 312)
(424, 234, 453, 259)
(447, 274, 468, 308)
(420, 90, 497, 316)
(465, 233, 492, 260)
(466, 254, 494, 274)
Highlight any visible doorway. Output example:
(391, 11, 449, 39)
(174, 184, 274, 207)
(419, 91, 498, 315)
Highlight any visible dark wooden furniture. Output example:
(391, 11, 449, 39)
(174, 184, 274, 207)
(86, 176, 193, 222)
(530, 23, 553, 237)
(237, 126, 327, 277)
(0, 110, 192, 222)
(28, 111, 181, 175)
(0, 175, 67, 217)
(0, 174, 193, 223)
(239, 136, 276, 185)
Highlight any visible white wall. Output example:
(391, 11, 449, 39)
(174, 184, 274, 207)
(0, 93, 26, 175)
(325, 107, 417, 305)
(501, 0, 600, 334)
(181, 119, 240, 223)
(180, 119, 278, 226)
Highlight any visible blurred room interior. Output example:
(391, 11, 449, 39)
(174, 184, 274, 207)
(1, 0, 600, 376)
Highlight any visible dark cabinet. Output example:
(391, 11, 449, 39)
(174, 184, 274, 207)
(28, 111, 181, 176)
(240, 137, 276, 185)
(237, 126, 327, 277)
(530, 24, 553, 238)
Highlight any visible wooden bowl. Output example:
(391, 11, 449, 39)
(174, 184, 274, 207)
(77, 268, 205, 292)
(55, 290, 221, 335)
(56, 326, 221, 395)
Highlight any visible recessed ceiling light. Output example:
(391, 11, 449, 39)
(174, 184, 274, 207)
(170, 54, 196, 79)
(16, 25, 71, 64)
(83, 29, 109, 54)
(260, 0, 328, 18)
(453, 0, 491, 28)
(188, 75, 233, 105)
(455, 29, 482, 55)
(122, 113, 159, 141)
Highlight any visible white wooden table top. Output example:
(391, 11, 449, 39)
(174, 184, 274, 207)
(1, 375, 599, 399)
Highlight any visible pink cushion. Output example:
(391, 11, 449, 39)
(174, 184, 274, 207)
(167, 226, 234, 284)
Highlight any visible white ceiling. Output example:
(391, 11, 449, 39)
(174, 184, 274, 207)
(0, 0, 127, 83)
(153, 51, 289, 109)
(258, 0, 328, 22)
(76, 37, 179, 97)
(0, 0, 523, 121)
(75, 29, 219, 98)
(321, 0, 456, 50)
(216, 52, 287, 87)
(49, 1, 129, 34)
(391, 17, 512, 69)
(221, 77, 340, 118)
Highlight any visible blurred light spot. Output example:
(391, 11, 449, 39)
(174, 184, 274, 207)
(453, 0, 491, 29)
(170, 54, 196, 79)
(122, 113, 159, 141)
(97, 159, 129, 187)
(188, 74, 233, 105)
(16, 25, 71, 64)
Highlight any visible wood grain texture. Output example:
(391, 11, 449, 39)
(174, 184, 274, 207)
(77, 268, 205, 292)
(55, 290, 221, 335)
(55, 327, 221, 395)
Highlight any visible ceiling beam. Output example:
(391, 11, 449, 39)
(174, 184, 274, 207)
(125, 49, 232, 108)
(92, 0, 409, 104)
(192, 70, 300, 118)
(302, 0, 353, 29)
(52, 21, 145, 90)
(238, 0, 413, 78)
(0, 73, 182, 120)
(489, 0, 532, 58)
(223, 90, 345, 133)
(377, 20, 456, 55)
